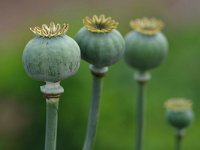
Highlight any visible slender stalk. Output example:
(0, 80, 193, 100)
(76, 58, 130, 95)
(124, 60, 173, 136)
(83, 74, 103, 150)
(134, 71, 150, 150)
(45, 99, 59, 150)
(41, 82, 63, 150)
(82, 65, 108, 150)
(135, 81, 145, 150)
(176, 136, 181, 150)
(175, 129, 184, 150)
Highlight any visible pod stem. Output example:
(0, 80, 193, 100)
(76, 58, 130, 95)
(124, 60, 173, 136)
(83, 65, 108, 150)
(40, 82, 64, 150)
(175, 129, 185, 150)
(134, 71, 151, 150)
(45, 99, 59, 150)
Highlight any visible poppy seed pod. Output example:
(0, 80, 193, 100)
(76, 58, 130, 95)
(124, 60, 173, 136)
(75, 15, 125, 67)
(22, 22, 81, 82)
(165, 98, 194, 129)
(124, 18, 168, 71)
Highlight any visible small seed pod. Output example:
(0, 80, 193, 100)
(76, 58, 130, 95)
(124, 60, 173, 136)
(124, 18, 168, 71)
(75, 15, 125, 67)
(165, 98, 194, 129)
(22, 22, 81, 82)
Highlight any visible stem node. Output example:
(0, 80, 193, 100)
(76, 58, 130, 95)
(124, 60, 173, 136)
(90, 65, 108, 78)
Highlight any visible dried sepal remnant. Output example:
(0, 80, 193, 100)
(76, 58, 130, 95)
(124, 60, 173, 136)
(165, 98, 192, 111)
(83, 15, 119, 33)
(30, 22, 69, 38)
(130, 18, 164, 35)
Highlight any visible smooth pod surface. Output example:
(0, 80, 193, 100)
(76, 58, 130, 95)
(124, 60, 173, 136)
(75, 27, 125, 67)
(124, 31, 168, 71)
(23, 35, 80, 82)
(166, 109, 194, 129)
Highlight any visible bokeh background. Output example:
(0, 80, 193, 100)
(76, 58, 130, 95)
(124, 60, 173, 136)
(0, 0, 200, 149)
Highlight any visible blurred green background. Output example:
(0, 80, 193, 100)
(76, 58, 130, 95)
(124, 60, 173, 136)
(0, 0, 200, 149)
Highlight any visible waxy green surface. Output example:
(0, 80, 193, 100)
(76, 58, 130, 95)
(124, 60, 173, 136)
(166, 109, 194, 129)
(23, 35, 80, 82)
(124, 31, 168, 71)
(75, 27, 125, 67)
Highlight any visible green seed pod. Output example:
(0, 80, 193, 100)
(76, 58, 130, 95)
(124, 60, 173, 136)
(165, 98, 194, 129)
(22, 22, 81, 82)
(124, 18, 168, 71)
(75, 15, 125, 67)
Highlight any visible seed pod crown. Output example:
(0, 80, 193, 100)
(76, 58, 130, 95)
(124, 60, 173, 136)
(130, 18, 164, 35)
(30, 22, 69, 38)
(83, 15, 118, 33)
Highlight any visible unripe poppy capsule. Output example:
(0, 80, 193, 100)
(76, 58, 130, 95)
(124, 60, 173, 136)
(124, 18, 168, 71)
(165, 98, 194, 129)
(75, 15, 125, 67)
(22, 22, 81, 82)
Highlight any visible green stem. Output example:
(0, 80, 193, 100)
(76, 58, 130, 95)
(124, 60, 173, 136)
(40, 82, 63, 150)
(134, 71, 150, 150)
(45, 99, 59, 150)
(83, 73, 103, 150)
(175, 129, 184, 150)
(135, 81, 145, 150)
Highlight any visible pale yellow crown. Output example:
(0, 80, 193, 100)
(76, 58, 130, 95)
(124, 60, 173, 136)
(83, 15, 119, 33)
(165, 98, 192, 111)
(130, 18, 164, 35)
(30, 22, 69, 38)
